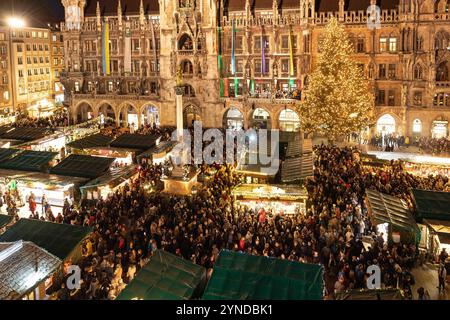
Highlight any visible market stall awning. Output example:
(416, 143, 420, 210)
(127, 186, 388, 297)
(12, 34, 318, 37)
(110, 134, 160, 151)
(116, 250, 207, 300)
(0, 127, 54, 142)
(336, 289, 404, 300)
(50, 154, 115, 179)
(0, 150, 58, 172)
(67, 133, 114, 150)
(0, 219, 92, 260)
(423, 219, 450, 245)
(138, 141, 178, 159)
(0, 214, 14, 229)
(0, 241, 62, 300)
(412, 189, 450, 221)
(202, 250, 324, 300)
(0, 168, 88, 188)
(365, 189, 419, 233)
(80, 165, 137, 190)
(0, 148, 20, 161)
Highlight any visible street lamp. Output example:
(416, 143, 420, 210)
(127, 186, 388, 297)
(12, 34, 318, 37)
(7, 17, 25, 28)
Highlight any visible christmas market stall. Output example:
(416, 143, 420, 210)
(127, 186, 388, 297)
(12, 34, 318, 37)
(0, 219, 92, 299)
(0, 169, 88, 208)
(232, 184, 307, 215)
(137, 140, 178, 165)
(412, 189, 450, 260)
(0, 240, 62, 300)
(365, 189, 420, 245)
(116, 250, 207, 300)
(80, 165, 138, 201)
(202, 250, 324, 300)
(50, 154, 116, 179)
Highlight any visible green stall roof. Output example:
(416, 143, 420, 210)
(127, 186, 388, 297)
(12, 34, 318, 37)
(0, 150, 58, 172)
(203, 250, 324, 300)
(50, 154, 115, 179)
(0, 219, 92, 260)
(412, 189, 450, 221)
(0, 148, 20, 162)
(110, 134, 160, 151)
(0, 214, 13, 228)
(366, 189, 419, 233)
(116, 250, 206, 300)
(67, 133, 114, 150)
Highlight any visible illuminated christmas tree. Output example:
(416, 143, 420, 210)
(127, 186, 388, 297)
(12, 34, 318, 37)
(299, 17, 375, 144)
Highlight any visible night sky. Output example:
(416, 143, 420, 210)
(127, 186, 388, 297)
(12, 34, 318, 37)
(0, 0, 65, 28)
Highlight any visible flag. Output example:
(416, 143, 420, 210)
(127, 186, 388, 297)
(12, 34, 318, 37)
(217, 27, 223, 75)
(150, 18, 157, 61)
(102, 20, 111, 76)
(124, 22, 131, 73)
(250, 79, 255, 94)
(220, 78, 225, 97)
(234, 78, 239, 97)
(231, 19, 236, 75)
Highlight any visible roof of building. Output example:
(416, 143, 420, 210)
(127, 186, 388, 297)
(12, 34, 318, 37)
(0, 219, 92, 260)
(0, 148, 20, 162)
(50, 154, 115, 179)
(412, 189, 450, 221)
(0, 127, 54, 142)
(225, 0, 399, 12)
(0, 215, 14, 229)
(281, 154, 314, 183)
(110, 134, 160, 151)
(0, 168, 89, 187)
(203, 250, 324, 300)
(366, 189, 419, 233)
(84, 0, 160, 17)
(80, 165, 137, 190)
(0, 150, 58, 172)
(116, 250, 206, 300)
(0, 241, 62, 300)
(66, 133, 114, 150)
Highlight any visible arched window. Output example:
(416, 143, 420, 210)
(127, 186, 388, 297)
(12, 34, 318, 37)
(412, 119, 422, 133)
(279, 108, 301, 132)
(414, 64, 423, 80)
(178, 34, 193, 51)
(183, 84, 195, 97)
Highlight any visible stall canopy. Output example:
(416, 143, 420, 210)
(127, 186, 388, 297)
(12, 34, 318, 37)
(80, 165, 137, 191)
(0, 241, 62, 300)
(0, 148, 19, 161)
(202, 250, 324, 300)
(336, 289, 404, 300)
(366, 189, 419, 233)
(116, 250, 207, 300)
(0, 219, 92, 260)
(0, 150, 58, 172)
(50, 154, 115, 179)
(0, 127, 53, 142)
(412, 189, 450, 221)
(67, 133, 114, 150)
(0, 214, 13, 229)
(110, 134, 160, 151)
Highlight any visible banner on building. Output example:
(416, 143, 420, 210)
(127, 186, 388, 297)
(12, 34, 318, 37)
(124, 22, 132, 74)
(102, 20, 111, 76)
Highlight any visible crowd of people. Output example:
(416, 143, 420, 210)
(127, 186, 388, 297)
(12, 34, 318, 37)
(249, 89, 302, 100)
(1, 133, 449, 299)
(12, 113, 69, 128)
(417, 137, 450, 156)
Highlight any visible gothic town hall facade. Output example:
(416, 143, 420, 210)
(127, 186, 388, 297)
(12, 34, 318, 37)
(61, 0, 450, 139)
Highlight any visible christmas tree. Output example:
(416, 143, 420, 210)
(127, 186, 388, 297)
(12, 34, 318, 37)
(299, 17, 375, 143)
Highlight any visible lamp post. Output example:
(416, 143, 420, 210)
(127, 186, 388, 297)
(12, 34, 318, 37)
(7, 17, 25, 120)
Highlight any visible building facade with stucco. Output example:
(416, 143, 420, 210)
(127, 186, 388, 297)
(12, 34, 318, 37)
(60, 0, 450, 139)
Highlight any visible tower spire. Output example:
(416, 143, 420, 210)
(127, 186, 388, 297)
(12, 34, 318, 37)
(117, 0, 122, 25)
(273, 0, 279, 25)
(96, 1, 101, 26)
(139, 0, 145, 25)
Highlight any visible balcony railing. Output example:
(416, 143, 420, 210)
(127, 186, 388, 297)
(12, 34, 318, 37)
(436, 81, 450, 88)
